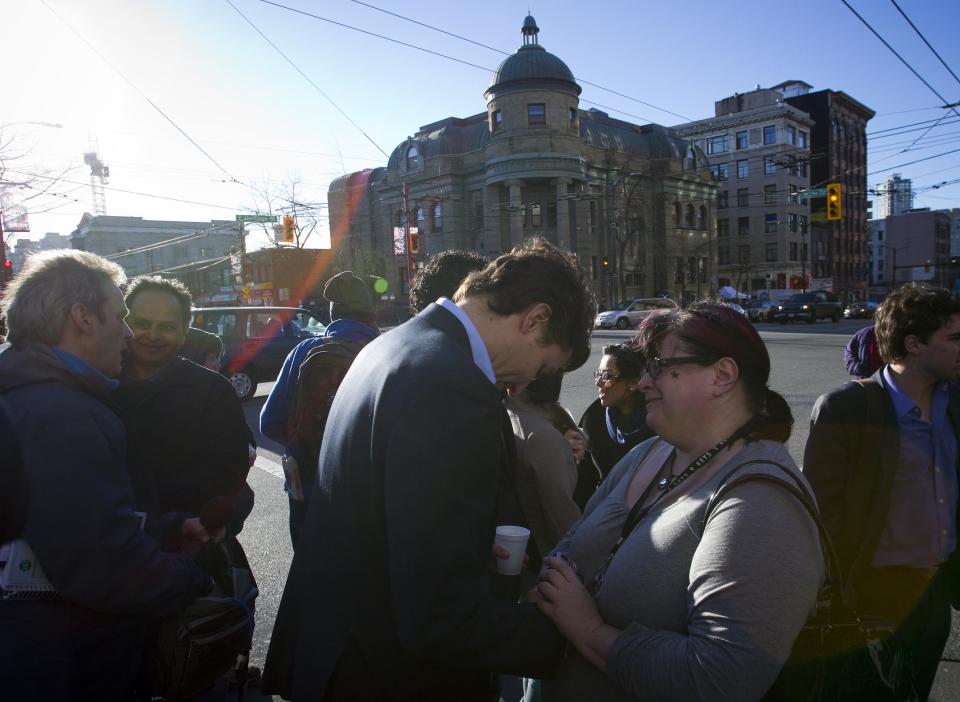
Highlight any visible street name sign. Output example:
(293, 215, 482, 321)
(798, 188, 826, 200)
(235, 214, 278, 223)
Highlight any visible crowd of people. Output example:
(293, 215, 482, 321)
(1, 240, 960, 702)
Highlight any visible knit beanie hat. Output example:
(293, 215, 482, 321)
(324, 271, 375, 322)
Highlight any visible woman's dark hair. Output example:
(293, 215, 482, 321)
(601, 343, 643, 380)
(633, 301, 793, 442)
(523, 371, 563, 404)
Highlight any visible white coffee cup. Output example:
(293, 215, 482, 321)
(494, 525, 531, 576)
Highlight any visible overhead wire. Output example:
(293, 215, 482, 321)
(889, 0, 960, 90)
(225, 0, 391, 159)
(840, 0, 960, 121)
(38, 0, 242, 184)
(348, 0, 694, 121)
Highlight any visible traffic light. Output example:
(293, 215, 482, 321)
(282, 216, 295, 243)
(602, 257, 609, 269)
(924, 260, 932, 273)
(826, 183, 842, 221)
(408, 231, 420, 254)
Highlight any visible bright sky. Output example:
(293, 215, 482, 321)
(4, 0, 960, 252)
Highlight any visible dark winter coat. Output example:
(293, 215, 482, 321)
(0, 343, 211, 702)
(262, 304, 562, 702)
(116, 357, 254, 533)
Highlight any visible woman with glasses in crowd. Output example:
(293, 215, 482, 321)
(575, 345, 655, 507)
(530, 303, 823, 702)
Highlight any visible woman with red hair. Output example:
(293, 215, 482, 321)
(530, 302, 823, 702)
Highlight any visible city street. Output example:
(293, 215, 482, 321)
(237, 318, 960, 699)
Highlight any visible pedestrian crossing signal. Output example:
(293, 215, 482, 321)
(826, 183, 842, 221)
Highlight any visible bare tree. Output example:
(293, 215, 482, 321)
(244, 173, 324, 248)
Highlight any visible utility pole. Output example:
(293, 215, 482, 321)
(0, 211, 8, 290)
(402, 180, 414, 295)
(606, 172, 616, 309)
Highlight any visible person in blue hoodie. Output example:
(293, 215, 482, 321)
(0, 250, 212, 702)
(260, 271, 379, 546)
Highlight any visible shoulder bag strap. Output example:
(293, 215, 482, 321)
(701, 459, 849, 611)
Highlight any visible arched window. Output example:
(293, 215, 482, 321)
(685, 204, 695, 228)
(698, 206, 707, 230)
(416, 207, 425, 230)
(673, 202, 681, 225)
(433, 203, 443, 231)
(406, 145, 422, 172)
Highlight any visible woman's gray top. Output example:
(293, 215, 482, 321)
(543, 438, 824, 702)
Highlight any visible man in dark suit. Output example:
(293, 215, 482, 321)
(263, 239, 593, 701)
(804, 283, 960, 700)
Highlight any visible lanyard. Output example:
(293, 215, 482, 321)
(585, 434, 736, 596)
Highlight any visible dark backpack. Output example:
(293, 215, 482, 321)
(287, 339, 367, 471)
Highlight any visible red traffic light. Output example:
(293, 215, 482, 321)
(2, 260, 11, 269)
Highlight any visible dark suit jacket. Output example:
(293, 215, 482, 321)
(262, 304, 563, 702)
(803, 370, 960, 606)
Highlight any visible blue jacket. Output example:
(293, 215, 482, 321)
(259, 318, 379, 445)
(0, 343, 211, 701)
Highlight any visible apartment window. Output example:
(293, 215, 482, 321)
(433, 203, 443, 231)
(527, 103, 546, 125)
(786, 126, 796, 145)
(406, 145, 422, 171)
(738, 245, 751, 263)
(568, 107, 577, 129)
(788, 212, 798, 233)
(736, 130, 748, 150)
(799, 130, 808, 148)
(717, 190, 729, 209)
(764, 184, 777, 205)
(717, 218, 729, 237)
(737, 159, 749, 179)
(737, 188, 749, 208)
(738, 216, 750, 236)
(685, 204, 695, 228)
(199, 247, 212, 257)
(718, 246, 730, 264)
(799, 214, 808, 233)
(546, 203, 557, 226)
(706, 135, 729, 154)
(673, 201, 682, 224)
(765, 243, 778, 262)
(698, 205, 707, 230)
(764, 156, 777, 175)
(788, 184, 798, 205)
(491, 110, 503, 132)
(798, 159, 807, 177)
(711, 163, 729, 181)
(530, 203, 542, 227)
(763, 125, 777, 145)
(765, 213, 778, 233)
(789, 242, 799, 261)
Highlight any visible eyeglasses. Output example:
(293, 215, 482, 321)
(644, 355, 718, 379)
(593, 370, 621, 384)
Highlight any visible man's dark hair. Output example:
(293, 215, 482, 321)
(454, 238, 595, 370)
(874, 283, 960, 363)
(410, 250, 487, 313)
(124, 275, 192, 329)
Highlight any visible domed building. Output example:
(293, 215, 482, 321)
(328, 16, 716, 306)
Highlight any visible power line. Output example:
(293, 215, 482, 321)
(225, 0, 390, 159)
(38, 0, 241, 184)
(5, 168, 242, 211)
(255, 0, 664, 125)
(889, 0, 960, 90)
(840, 0, 960, 121)
(349, 0, 694, 121)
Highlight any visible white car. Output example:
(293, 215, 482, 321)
(594, 298, 679, 330)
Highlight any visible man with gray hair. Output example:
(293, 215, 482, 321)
(0, 250, 212, 702)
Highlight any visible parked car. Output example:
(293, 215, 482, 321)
(191, 306, 326, 400)
(744, 300, 777, 322)
(594, 298, 679, 330)
(770, 291, 842, 324)
(844, 301, 880, 319)
(723, 302, 748, 317)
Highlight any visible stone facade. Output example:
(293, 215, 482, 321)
(327, 16, 716, 307)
